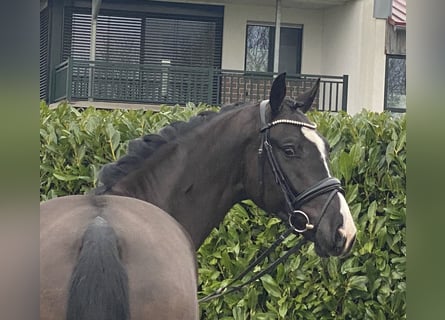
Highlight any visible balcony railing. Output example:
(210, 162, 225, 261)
(52, 59, 348, 112)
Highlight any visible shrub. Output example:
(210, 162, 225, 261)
(198, 111, 405, 319)
(40, 103, 405, 319)
(40, 101, 217, 200)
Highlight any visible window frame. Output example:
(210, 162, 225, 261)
(244, 22, 303, 74)
(384, 53, 406, 113)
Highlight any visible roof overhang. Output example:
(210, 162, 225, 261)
(388, 0, 406, 29)
(152, 0, 356, 10)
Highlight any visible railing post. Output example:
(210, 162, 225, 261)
(161, 59, 170, 101)
(88, 60, 95, 101)
(207, 67, 214, 104)
(215, 69, 221, 105)
(341, 74, 349, 112)
(50, 64, 55, 103)
(66, 57, 72, 102)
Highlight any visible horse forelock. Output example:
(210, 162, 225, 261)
(95, 102, 250, 192)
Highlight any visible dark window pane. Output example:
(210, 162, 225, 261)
(245, 24, 302, 74)
(279, 27, 302, 74)
(385, 55, 406, 111)
(246, 25, 271, 72)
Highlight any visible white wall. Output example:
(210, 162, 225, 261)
(322, 0, 386, 114)
(222, 3, 323, 74)
(221, 0, 387, 114)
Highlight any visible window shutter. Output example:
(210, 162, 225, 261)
(96, 15, 142, 63)
(62, 7, 223, 104)
(142, 16, 220, 68)
(141, 16, 222, 104)
(65, 11, 142, 62)
(40, 7, 50, 101)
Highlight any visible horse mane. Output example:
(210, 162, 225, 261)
(95, 102, 246, 193)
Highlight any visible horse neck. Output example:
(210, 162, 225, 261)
(110, 105, 259, 249)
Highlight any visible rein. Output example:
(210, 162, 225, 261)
(198, 100, 344, 303)
(199, 225, 307, 303)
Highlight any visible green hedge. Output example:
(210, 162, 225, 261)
(40, 102, 406, 319)
(40, 101, 218, 199)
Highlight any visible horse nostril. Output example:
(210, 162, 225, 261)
(335, 230, 346, 251)
(348, 234, 357, 251)
(338, 232, 356, 257)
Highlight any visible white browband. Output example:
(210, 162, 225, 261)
(260, 100, 317, 130)
(269, 119, 317, 130)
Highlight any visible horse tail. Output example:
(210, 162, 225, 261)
(66, 216, 130, 320)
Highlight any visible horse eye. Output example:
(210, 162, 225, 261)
(283, 146, 297, 157)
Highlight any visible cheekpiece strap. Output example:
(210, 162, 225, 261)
(259, 100, 269, 129)
(258, 100, 270, 192)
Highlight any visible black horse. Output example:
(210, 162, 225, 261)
(40, 73, 356, 320)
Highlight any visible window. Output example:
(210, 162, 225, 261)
(62, 8, 223, 104)
(245, 24, 302, 74)
(384, 54, 406, 112)
(67, 13, 142, 63)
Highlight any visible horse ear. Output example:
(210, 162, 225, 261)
(295, 78, 320, 113)
(269, 72, 287, 117)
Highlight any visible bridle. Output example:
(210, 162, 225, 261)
(199, 100, 345, 303)
(258, 99, 344, 233)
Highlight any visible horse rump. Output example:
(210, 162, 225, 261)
(67, 216, 130, 320)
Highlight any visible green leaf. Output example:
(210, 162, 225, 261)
(326, 258, 338, 279)
(385, 140, 396, 165)
(345, 183, 359, 204)
(232, 306, 246, 320)
(367, 200, 378, 222)
(349, 143, 364, 164)
(348, 275, 368, 292)
(278, 300, 288, 318)
(111, 131, 121, 152)
(337, 151, 352, 182)
(52, 173, 90, 182)
(261, 274, 282, 298)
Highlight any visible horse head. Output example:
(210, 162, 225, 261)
(246, 73, 356, 257)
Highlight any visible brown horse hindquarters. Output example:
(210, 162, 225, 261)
(40, 195, 198, 320)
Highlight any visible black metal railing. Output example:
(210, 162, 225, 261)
(217, 70, 348, 112)
(51, 59, 348, 112)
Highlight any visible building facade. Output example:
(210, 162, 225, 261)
(40, 0, 406, 113)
